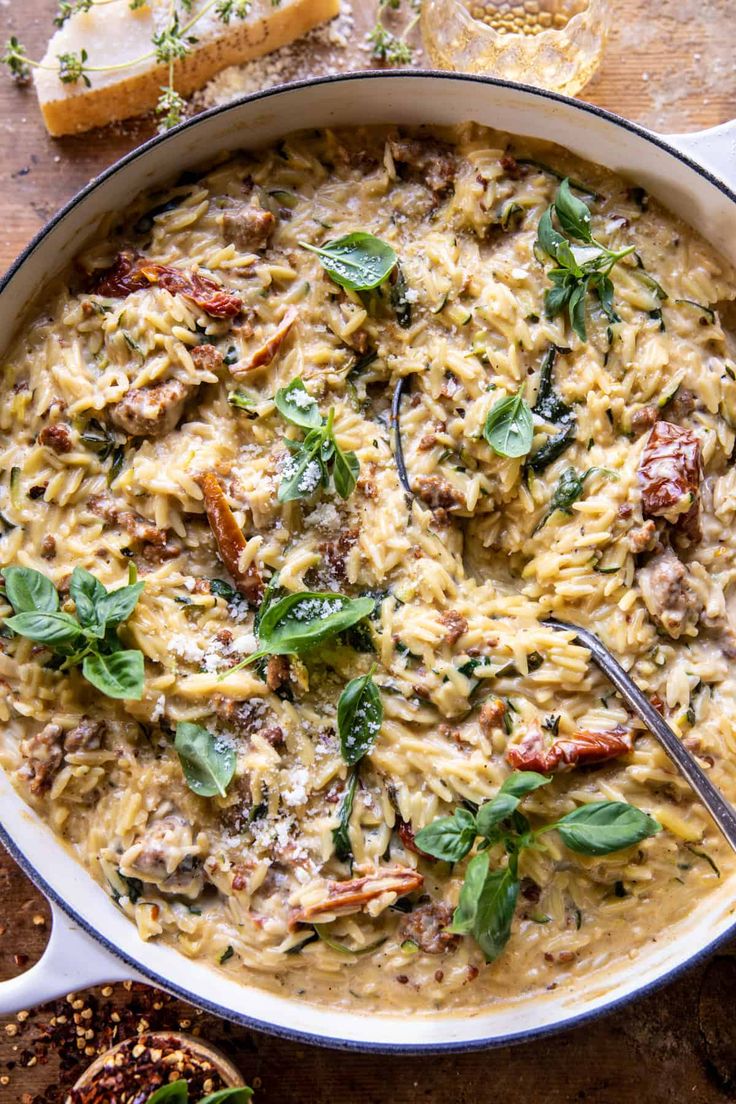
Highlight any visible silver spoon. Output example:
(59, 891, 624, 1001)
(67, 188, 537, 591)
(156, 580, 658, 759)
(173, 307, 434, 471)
(391, 378, 736, 850)
(544, 617, 736, 854)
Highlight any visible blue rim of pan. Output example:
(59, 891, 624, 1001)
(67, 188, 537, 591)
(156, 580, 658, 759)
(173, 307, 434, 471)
(1, 70, 735, 1052)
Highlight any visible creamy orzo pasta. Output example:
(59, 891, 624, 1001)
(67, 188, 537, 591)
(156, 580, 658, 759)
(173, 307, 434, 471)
(1, 124, 735, 1014)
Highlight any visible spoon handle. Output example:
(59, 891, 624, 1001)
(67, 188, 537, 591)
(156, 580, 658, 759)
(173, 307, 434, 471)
(544, 617, 736, 855)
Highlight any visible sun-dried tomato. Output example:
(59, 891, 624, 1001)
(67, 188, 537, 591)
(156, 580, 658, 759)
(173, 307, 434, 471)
(397, 817, 436, 861)
(195, 472, 262, 603)
(91, 250, 242, 318)
(638, 420, 701, 533)
(506, 726, 633, 772)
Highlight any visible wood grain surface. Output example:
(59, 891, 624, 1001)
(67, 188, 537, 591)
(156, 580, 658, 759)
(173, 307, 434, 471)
(1, 1, 736, 1100)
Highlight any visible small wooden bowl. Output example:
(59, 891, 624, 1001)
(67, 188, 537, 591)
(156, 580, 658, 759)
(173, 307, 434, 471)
(67, 1031, 244, 1102)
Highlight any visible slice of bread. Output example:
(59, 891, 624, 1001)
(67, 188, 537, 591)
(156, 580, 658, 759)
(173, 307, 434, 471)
(33, 0, 340, 136)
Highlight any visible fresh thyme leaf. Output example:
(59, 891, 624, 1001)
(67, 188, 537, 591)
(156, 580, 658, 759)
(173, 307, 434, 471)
(57, 48, 90, 86)
(2, 37, 31, 82)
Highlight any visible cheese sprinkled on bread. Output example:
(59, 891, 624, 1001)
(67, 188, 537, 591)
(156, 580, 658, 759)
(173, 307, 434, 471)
(34, 0, 340, 136)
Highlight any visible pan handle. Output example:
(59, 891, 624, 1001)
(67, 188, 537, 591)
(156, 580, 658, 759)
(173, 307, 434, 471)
(664, 120, 736, 190)
(0, 900, 138, 1014)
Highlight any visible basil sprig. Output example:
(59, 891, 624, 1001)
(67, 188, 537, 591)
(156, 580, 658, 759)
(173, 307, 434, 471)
(299, 231, 397, 292)
(222, 588, 375, 678)
(174, 722, 236, 798)
(276, 379, 360, 503)
(1, 565, 145, 700)
(146, 1079, 253, 1103)
(338, 666, 383, 766)
(483, 388, 534, 459)
(534, 179, 635, 341)
(415, 771, 661, 962)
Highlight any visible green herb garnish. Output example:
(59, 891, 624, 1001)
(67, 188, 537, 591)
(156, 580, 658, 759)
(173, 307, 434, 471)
(147, 1080, 253, 1104)
(415, 772, 661, 962)
(338, 666, 384, 766)
(221, 589, 375, 679)
(299, 232, 397, 292)
(2, 565, 144, 699)
(174, 721, 236, 798)
(535, 179, 635, 341)
(483, 388, 534, 459)
(275, 379, 359, 502)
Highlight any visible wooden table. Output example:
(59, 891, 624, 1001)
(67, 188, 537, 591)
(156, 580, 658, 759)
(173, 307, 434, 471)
(1, 1, 736, 1100)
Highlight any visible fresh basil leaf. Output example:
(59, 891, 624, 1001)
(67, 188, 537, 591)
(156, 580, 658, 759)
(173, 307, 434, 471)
(300, 232, 397, 292)
(338, 669, 383, 766)
(69, 567, 107, 634)
(174, 721, 236, 798)
(333, 768, 358, 861)
(475, 771, 551, 836)
(2, 566, 59, 614)
(475, 792, 520, 837)
(257, 592, 375, 656)
(5, 610, 82, 646)
(545, 281, 572, 319)
(96, 581, 144, 627)
(568, 278, 589, 341)
(555, 800, 661, 855)
(535, 205, 565, 260)
(199, 1089, 254, 1104)
(483, 389, 534, 459)
(332, 446, 360, 500)
(554, 178, 593, 243)
(594, 273, 618, 323)
(448, 850, 489, 934)
(472, 863, 519, 962)
(274, 378, 322, 430)
(499, 771, 551, 798)
(146, 1083, 189, 1104)
(83, 649, 144, 700)
(414, 807, 477, 862)
(278, 439, 324, 503)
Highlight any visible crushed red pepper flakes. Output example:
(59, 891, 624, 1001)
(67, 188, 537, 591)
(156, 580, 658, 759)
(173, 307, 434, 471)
(0, 982, 241, 1104)
(69, 1033, 228, 1104)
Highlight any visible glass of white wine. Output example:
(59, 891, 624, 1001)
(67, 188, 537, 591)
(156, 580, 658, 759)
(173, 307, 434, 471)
(421, 0, 610, 97)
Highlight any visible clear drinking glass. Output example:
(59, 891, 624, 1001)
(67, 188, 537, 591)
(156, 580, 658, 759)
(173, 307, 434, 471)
(421, 0, 610, 97)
